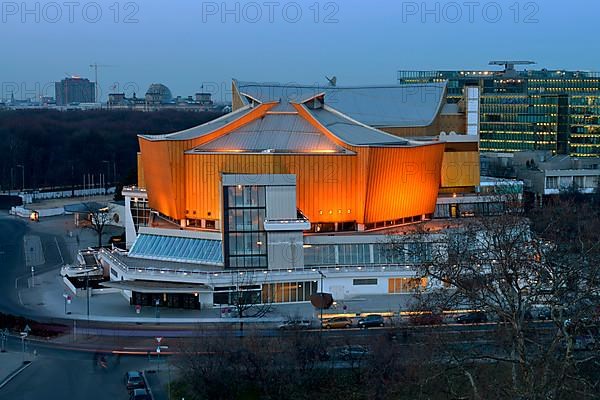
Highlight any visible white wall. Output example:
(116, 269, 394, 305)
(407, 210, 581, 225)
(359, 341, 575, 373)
(321, 275, 409, 300)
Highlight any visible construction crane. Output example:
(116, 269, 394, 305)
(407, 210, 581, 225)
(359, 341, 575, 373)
(89, 63, 115, 102)
(489, 61, 536, 72)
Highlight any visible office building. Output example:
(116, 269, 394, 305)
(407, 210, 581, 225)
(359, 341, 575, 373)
(55, 77, 96, 106)
(398, 61, 600, 157)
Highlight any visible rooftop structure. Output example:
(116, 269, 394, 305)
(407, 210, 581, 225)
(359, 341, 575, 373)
(107, 85, 223, 112)
(482, 151, 600, 199)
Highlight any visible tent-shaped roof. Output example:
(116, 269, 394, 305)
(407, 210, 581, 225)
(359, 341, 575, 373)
(139, 105, 253, 141)
(235, 80, 447, 128)
(188, 111, 351, 154)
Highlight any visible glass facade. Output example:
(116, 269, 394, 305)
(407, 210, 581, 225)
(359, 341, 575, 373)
(213, 281, 318, 305)
(130, 197, 150, 232)
(261, 281, 318, 303)
(213, 285, 261, 306)
(223, 185, 268, 269)
(304, 242, 433, 266)
(129, 234, 222, 264)
(398, 68, 600, 157)
(388, 277, 428, 293)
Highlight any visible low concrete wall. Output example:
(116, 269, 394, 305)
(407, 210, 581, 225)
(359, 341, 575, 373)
(19, 187, 116, 204)
(62, 277, 77, 295)
(10, 206, 65, 218)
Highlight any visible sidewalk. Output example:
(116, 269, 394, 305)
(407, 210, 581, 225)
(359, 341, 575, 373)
(145, 368, 171, 400)
(0, 351, 31, 389)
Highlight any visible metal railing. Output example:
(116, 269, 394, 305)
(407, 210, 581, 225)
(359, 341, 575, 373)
(99, 248, 420, 283)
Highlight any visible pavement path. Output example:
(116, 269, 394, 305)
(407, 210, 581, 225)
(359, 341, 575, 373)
(0, 351, 30, 388)
(23, 235, 45, 267)
(3, 212, 422, 329)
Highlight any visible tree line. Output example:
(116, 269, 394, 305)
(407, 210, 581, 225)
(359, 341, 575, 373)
(0, 109, 224, 191)
(171, 194, 600, 400)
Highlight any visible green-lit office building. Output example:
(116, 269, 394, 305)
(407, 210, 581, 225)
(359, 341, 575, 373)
(398, 62, 600, 157)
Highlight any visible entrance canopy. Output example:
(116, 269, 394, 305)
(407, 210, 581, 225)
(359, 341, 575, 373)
(101, 280, 212, 294)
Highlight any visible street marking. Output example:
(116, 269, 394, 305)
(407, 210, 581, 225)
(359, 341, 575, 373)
(23, 235, 45, 267)
(55, 237, 64, 265)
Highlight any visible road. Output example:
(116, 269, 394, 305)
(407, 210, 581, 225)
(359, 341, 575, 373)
(1, 337, 159, 400)
(0, 215, 28, 316)
(0, 214, 71, 318)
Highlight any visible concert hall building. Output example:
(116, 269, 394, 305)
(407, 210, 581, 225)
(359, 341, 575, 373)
(99, 79, 483, 309)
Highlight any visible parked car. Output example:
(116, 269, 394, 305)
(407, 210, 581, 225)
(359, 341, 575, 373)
(525, 306, 552, 321)
(322, 317, 353, 329)
(129, 388, 151, 400)
(456, 312, 488, 324)
(278, 319, 312, 330)
(409, 312, 443, 326)
(333, 345, 371, 361)
(358, 314, 385, 328)
(124, 371, 145, 391)
(535, 307, 551, 321)
(566, 320, 598, 351)
(574, 333, 596, 351)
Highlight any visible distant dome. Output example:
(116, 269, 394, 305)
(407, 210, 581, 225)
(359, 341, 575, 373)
(145, 83, 172, 103)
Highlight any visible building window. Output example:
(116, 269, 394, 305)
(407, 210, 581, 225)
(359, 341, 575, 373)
(205, 220, 216, 229)
(388, 278, 427, 293)
(304, 245, 337, 266)
(546, 176, 558, 189)
(130, 198, 150, 232)
(223, 185, 267, 269)
(338, 244, 370, 265)
(353, 278, 378, 286)
(559, 176, 573, 188)
(261, 281, 318, 303)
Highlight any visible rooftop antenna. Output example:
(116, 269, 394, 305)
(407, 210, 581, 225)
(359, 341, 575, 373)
(325, 76, 337, 87)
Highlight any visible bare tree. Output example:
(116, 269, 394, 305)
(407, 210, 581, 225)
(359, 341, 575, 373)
(221, 271, 274, 335)
(390, 198, 600, 399)
(81, 202, 114, 248)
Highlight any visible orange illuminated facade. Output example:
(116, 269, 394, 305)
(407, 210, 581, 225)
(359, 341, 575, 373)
(137, 80, 478, 232)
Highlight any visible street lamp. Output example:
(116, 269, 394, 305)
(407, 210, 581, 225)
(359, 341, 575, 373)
(155, 298, 160, 323)
(102, 160, 110, 194)
(16, 164, 24, 192)
(63, 293, 72, 315)
(317, 270, 326, 329)
(0, 329, 8, 352)
(9, 167, 13, 195)
(86, 269, 91, 322)
(20, 332, 28, 362)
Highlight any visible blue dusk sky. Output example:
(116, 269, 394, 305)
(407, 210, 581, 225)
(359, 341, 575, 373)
(0, 0, 597, 102)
